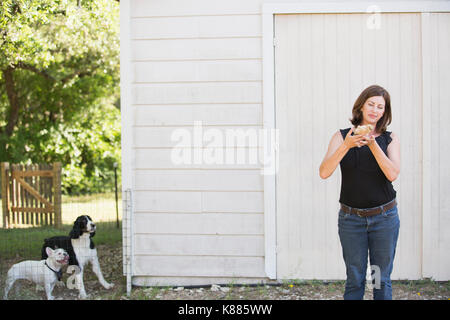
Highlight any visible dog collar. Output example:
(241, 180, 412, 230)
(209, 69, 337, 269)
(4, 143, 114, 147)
(45, 261, 63, 281)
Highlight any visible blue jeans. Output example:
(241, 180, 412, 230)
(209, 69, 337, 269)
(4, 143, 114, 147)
(338, 202, 400, 300)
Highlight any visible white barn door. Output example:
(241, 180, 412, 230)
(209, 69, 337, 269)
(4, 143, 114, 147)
(274, 13, 423, 279)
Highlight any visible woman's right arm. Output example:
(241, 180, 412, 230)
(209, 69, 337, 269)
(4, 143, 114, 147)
(319, 128, 365, 179)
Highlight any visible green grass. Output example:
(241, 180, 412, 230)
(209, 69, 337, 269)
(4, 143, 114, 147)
(0, 221, 122, 260)
(0, 193, 122, 260)
(61, 192, 122, 224)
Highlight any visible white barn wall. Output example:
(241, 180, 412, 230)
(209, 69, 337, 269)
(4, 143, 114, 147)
(274, 12, 423, 280)
(422, 12, 450, 281)
(128, 0, 269, 286)
(123, 0, 450, 285)
(134, 104, 261, 126)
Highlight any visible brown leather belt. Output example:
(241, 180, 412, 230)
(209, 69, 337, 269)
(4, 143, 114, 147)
(340, 199, 397, 218)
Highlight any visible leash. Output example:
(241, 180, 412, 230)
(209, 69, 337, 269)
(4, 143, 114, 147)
(45, 261, 63, 281)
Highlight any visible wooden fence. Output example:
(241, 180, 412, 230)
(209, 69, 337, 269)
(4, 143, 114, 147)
(1, 162, 62, 228)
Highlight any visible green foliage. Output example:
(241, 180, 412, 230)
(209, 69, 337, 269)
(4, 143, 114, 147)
(0, 0, 119, 70)
(0, 0, 120, 195)
(41, 101, 121, 195)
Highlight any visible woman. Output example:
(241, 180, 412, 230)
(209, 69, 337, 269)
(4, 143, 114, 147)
(319, 85, 401, 300)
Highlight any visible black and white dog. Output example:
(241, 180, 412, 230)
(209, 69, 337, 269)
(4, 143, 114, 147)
(41, 215, 114, 299)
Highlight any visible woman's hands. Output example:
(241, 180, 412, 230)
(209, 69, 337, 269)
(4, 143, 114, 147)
(364, 134, 376, 147)
(343, 127, 370, 149)
(319, 127, 383, 179)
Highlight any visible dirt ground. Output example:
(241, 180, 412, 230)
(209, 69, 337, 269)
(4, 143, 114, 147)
(2, 244, 450, 300)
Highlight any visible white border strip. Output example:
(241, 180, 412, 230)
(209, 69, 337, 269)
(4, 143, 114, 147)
(262, 1, 450, 280)
(262, 11, 277, 279)
(420, 12, 432, 279)
(125, 189, 134, 296)
(120, 0, 134, 191)
(120, 0, 135, 291)
(263, 1, 450, 14)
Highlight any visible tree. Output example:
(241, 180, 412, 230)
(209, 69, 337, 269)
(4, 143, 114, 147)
(0, 0, 120, 194)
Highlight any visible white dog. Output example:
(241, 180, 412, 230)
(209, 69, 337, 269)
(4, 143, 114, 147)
(41, 215, 114, 299)
(4, 247, 69, 300)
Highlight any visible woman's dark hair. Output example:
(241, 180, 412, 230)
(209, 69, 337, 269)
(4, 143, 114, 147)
(350, 85, 392, 133)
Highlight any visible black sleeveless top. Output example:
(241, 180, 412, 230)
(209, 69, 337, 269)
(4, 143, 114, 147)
(339, 128, 396, 209)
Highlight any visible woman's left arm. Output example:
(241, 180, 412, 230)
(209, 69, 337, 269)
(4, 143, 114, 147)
(366, 132, 401, 182)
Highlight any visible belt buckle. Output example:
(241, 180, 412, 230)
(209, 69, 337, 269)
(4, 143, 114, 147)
(356, 209, 366, 217)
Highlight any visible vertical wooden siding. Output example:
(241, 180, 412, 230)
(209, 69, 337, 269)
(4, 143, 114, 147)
(274, 13, 423, 279)
(422, 13, 450, 281)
